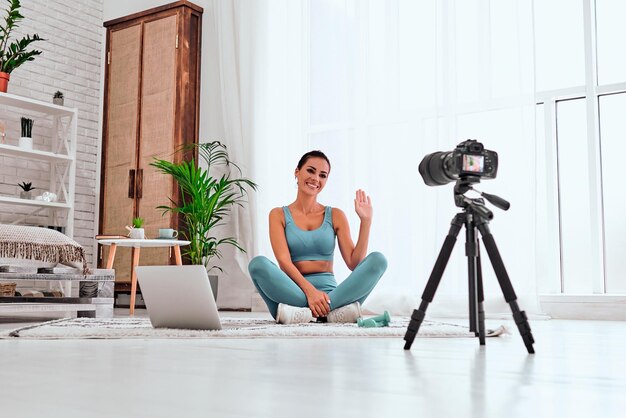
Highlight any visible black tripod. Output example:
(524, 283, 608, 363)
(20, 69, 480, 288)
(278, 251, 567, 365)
(403, 177, 535, 354)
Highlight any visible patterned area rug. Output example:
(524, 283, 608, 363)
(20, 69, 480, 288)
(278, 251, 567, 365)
(1, 317, 507, 340)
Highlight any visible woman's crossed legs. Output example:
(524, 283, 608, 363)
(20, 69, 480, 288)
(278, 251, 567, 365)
(248, 252, 387, 319)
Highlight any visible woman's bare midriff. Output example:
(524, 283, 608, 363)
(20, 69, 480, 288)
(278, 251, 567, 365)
(294, 260, 333, 275)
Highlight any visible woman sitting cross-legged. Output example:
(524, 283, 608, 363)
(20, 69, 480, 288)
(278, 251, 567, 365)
(248, 150, 387, 324)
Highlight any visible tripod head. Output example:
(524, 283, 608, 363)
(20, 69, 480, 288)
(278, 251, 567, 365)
(453, 176, 510, 221)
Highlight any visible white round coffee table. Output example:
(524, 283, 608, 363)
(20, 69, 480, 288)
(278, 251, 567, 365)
(97, 238, 191, 315)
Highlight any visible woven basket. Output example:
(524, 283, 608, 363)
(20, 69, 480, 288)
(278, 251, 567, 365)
(0, 282, 16, 296)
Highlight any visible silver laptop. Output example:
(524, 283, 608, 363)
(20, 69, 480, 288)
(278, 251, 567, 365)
(136, 265, 222, 330)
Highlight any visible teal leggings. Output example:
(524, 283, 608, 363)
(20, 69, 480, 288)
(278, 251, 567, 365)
(248, 252, 387, 319)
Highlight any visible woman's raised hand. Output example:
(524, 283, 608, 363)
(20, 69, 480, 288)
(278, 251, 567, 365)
(354, 189, 373, 222)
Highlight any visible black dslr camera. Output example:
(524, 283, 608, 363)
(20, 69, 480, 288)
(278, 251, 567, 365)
(418, 139, 498, 186)
(405, 139, 536, 354)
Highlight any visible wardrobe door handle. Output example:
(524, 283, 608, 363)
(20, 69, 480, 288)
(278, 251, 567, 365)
(137, 169, 143, 199)
(128, 169, 135, 198)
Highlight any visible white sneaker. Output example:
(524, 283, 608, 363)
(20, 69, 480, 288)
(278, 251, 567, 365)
(327, 302, 362, 323)
(276, 303, 314, 324)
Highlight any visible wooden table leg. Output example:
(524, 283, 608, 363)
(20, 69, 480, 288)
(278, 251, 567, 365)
(106, 243, 117, 269)
(129, 247, 141, 316)
(174, 245, 183, 265)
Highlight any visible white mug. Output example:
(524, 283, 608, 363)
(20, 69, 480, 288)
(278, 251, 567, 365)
(158, 228, 178, 239)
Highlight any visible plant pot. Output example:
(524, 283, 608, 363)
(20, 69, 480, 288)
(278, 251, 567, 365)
(19, 137, 33, 150)
(0, 72, 9, 93)
(208, 274, 218, 301)
(129, 228, 145, 239)
(53, 98, 64, 106)
(19, 191, 32, 199)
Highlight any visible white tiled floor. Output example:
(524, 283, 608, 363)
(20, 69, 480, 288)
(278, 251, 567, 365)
(0, 310, 624, 418)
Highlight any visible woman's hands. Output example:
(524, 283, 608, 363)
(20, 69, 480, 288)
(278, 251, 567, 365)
(305, 287, 331, 318)
(354, 189, 373, 223)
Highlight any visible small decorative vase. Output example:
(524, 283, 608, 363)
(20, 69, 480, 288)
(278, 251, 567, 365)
(53, 98, 64, 106)
(19, 137, 33, 150)
(19, 191, 32, 199)
(129, 228, 145, 239)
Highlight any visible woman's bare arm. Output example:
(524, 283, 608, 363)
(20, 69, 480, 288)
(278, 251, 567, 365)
(335, 190, 372, 270)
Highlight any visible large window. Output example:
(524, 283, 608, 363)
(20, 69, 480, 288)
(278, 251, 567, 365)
(535, 0, 626, 294)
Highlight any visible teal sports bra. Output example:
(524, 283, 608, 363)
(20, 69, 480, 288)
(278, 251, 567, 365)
(283, 206, 336, 262)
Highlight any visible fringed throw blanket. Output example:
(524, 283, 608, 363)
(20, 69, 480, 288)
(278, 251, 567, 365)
(0, 224, 88, 274)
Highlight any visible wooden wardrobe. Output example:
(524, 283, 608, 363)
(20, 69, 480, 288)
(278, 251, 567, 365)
(99, 1, 202, 284)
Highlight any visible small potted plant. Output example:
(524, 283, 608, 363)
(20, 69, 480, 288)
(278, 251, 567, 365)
(19, 117, 33, 150)
(0, 0, 45, 93)
(53, 90, 64, 106)
(17, 181, 35, 199)
(129, 217, 145, 239)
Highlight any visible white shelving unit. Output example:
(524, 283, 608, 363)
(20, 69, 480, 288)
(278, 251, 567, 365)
(0, 92, 77, 237)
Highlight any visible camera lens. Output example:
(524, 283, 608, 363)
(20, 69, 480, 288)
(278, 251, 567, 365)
(418, 151, 456, 186)
(418, 153, 436, 186)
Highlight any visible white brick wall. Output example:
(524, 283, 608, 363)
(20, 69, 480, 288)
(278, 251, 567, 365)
(0, 0, 103, 265)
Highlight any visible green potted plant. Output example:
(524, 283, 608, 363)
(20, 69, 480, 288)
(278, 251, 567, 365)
(129, 217, 145, 239)
(17, 180, 35, 199)
(0, 0, 45, 93)
(53, 90, 64, 106)
(150, 141, 257, 300)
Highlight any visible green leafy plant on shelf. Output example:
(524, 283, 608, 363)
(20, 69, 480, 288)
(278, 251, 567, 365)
(132, 217, 144, 228)
(0, 0, 45, 80)
(150, 141, 258, 271)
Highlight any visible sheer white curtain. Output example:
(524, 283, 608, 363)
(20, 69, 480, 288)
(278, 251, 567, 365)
(217, 0, 539, 315)
(211, 0, 308, 308)
(209, 0, 262, 308)
(305, 0, 538, 316)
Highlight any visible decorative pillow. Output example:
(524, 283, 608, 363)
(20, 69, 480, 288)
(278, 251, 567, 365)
(0, 224, 87, 273)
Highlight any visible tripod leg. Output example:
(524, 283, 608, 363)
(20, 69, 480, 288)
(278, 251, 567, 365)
(465, 217, 478, 335)
(476, 239, 486, 345)
(466, 218, 486, 345)
(404, 213, 465, 350)
(475, 221, 535, 354)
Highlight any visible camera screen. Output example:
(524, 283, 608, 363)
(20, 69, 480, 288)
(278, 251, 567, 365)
(463, 154, 484, 173)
